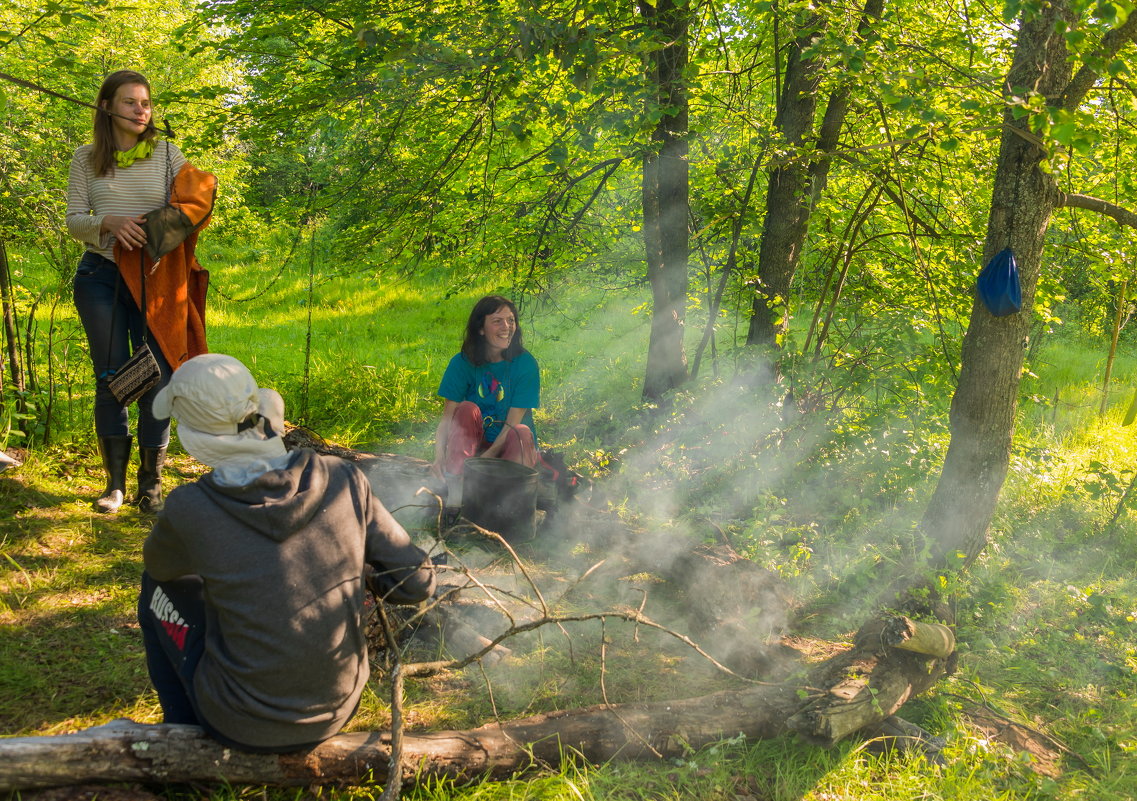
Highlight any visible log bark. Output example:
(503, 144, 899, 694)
(281, 428, 446, 531)
(786, 617, 953, 745)
(419, 603, 514, 667)
(0, 690, 793, 791)
(0, 614, 952, 792)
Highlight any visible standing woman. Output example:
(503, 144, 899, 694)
(433, 295, 540, 477)
(66, 69, 212, 513)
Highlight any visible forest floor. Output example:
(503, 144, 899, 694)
(2, 430, 1136, 800)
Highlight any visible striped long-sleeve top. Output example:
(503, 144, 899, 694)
(66, 140, 187, 262)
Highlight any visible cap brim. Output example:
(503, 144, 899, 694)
(257, 388, 285, 436)
(152, 383, 174, 420)
(176, 424, 215, 465)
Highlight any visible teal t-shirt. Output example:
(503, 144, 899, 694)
(437, 351, 540, 443)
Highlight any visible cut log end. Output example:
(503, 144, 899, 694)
(786, 615, 955, 747)
(882, 616, 955, 659)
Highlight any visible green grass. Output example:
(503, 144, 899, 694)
(3, 235, 1137, 799)
(186, 229, 654, 456)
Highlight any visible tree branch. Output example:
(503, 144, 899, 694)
(1061, 13, 1137, 110)
(1058, 192, 1137, 228)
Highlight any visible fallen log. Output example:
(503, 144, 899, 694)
(0, 614, 953, 792)
(281, 427, 446, 532)
(650, 541, 796, 677)
(786, 616, 955, 746)
(419, 602, 514, 667)
(0, 687, 797, 791)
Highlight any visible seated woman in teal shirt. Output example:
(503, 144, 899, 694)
(432, 295, 540, 477)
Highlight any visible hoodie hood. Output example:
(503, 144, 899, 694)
(196, 449, 326, 543)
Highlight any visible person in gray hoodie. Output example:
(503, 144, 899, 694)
(138, 353, 435, 752)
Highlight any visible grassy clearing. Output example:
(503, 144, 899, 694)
(2, 239, 1137, 800)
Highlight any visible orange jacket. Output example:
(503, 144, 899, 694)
(114, 162, 217, 371)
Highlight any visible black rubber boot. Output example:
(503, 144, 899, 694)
(96, 436, 132, 514)
(134, 446, 167, 513)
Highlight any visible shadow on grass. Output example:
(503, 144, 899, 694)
(0, 601, 151, 734)
(0, 455, 156, 736)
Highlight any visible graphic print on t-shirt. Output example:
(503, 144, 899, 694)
(478, 374, 505, 403)
(150, 585, 190, 651)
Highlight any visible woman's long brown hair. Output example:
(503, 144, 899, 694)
(90, 70, 158, 177)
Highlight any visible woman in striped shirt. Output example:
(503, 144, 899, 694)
(66, 70, 184, 514)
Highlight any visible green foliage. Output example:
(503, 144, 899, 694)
(5, 0, 1137, 797)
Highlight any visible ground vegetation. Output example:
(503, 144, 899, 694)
(1, 0, 1137, 797)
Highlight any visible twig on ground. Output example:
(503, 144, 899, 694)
(600, 616, 665, 758)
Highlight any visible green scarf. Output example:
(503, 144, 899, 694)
(115, 139, 155, 168)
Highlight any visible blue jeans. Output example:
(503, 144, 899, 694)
(73, 251, 171, 447)
(138, 572, 206, 727)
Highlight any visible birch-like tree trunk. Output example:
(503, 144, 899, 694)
(640, 0, 690, 401)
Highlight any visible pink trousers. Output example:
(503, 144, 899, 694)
(443, 401, 537, 474)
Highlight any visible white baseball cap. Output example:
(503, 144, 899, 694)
(154, 353, 287, 466)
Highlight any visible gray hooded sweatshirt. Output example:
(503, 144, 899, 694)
(143, 448, 434, 749)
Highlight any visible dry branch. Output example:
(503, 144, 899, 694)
(786, 617, 953, 746)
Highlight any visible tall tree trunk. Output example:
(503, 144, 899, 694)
(919, 2, 1073, 568)
(0, 239, 25, 404)
(640, 0, 690, 401)
(746, 24, 823, 351)
(746, 0, 884, 352)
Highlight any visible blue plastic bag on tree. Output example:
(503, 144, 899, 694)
(977, 247, 1021, 317)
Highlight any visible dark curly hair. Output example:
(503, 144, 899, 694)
(460, 295, 525, 365)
